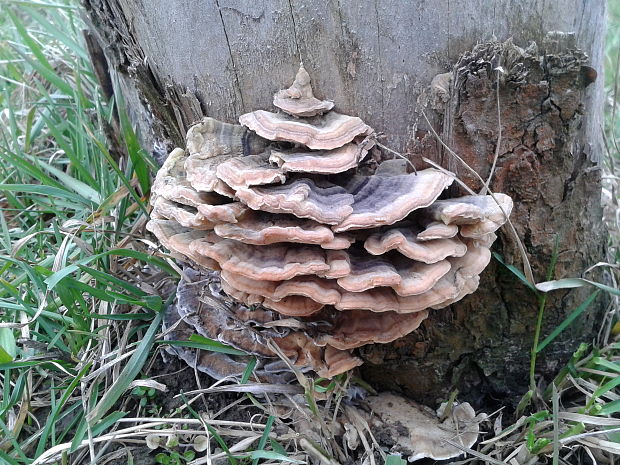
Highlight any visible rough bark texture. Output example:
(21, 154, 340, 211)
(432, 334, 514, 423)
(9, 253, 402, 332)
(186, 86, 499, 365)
(362, 37, 608, 406)
(81, 0, 608, 406)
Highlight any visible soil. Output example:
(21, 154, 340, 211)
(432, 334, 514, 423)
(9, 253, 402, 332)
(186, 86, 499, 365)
(104, 353, 264, 465)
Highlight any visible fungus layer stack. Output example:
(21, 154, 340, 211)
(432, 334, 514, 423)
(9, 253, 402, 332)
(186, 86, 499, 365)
(149, 66, 513, 379)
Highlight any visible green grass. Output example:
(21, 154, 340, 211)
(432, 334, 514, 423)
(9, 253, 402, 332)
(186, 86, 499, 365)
(0, 1, 178, 461)
(0, 1, 619, 464)
(604, 0, 620, 263)
(0, 5, 295, 464)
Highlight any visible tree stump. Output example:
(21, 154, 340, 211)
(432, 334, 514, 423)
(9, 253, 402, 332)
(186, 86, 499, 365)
(82, 0, 608, 406)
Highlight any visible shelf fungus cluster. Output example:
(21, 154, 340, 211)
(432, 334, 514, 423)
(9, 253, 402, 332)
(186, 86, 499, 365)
(149, 66, 513, 380)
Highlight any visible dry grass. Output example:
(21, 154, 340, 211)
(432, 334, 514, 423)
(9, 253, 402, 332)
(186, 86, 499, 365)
(0, 1, 619, 465)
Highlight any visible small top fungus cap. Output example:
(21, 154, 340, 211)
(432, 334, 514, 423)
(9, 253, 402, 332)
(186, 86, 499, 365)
(273, 64, 335, 117)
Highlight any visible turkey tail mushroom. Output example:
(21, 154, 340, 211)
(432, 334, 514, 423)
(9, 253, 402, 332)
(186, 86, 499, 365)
(147, 64, 513, 379)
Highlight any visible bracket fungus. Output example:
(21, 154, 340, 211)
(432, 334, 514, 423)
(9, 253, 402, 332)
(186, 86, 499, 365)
(272, 64, 335, 117)
(150, 65, 513, 380)
(364, 392, 484, 461)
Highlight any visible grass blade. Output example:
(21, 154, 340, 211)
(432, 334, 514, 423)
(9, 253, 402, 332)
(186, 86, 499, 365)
(385, 456, 407, 465)
(536, 291, 600, 353)
(7, 9, 75, 97)
(252, 415, 275, 465)
(536, 278, 620, 296)
(35, 361, 91, 456)
(250, 450, 303, 464)
(493, 252, 538, 293)
(45, 248, 177, 289)
(1, 184, 94, 207)
(164, 337, 247, 356)
(85, 309, 163, 426)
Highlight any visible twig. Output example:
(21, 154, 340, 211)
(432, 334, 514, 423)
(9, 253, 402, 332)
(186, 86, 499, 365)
(444, 439, 510, 465)
(552, 384, 560, 465)
(481, 66, 503, 195)
(299, 438, 342, 465)
(374, 140, 417, 174)
(422, 157, 476, 195)
(115, 417, 271, 428)
(176, 383, 304, 396)
(561, 426, 620, 443)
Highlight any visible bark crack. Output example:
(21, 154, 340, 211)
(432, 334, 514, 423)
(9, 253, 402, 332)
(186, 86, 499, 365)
(335, 0, 347, 53)
(374, 0, 385, 123)
(447, 0, 451, 59)
(287, 0, 302, 62)
(575, 0, 586, 38)
(214, 0, 245, 112)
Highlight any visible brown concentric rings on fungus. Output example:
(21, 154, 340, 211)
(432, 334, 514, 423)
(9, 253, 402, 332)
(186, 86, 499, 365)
(146, 219, 194, 261)
(151, 197, 216, 230)
(148, 65, 514, 379)
(167, 230, 222, 271)
(364, 227, 467, 263)
(239, 110, 372, 150)
(185, 117, 269, 193)
(215, 153, 285, 190)
(190, 238, 339, 281)
(458, 194, 514, 238)
(172, 271, 360, 378)
(336, 255, 452, 296)
(333, 169, 454, 232)
(235, 178, 354, 225)
(269, 138, 374, 175)
(317, 310, 430, 349)
(195, 201, 248, 224)
(213, 210, 352, 249)
(416, 221, 459, 241)
(151, 148, 214, 207)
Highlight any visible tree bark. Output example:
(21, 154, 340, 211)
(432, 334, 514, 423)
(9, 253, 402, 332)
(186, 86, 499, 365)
(82, 0, 608, 406)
